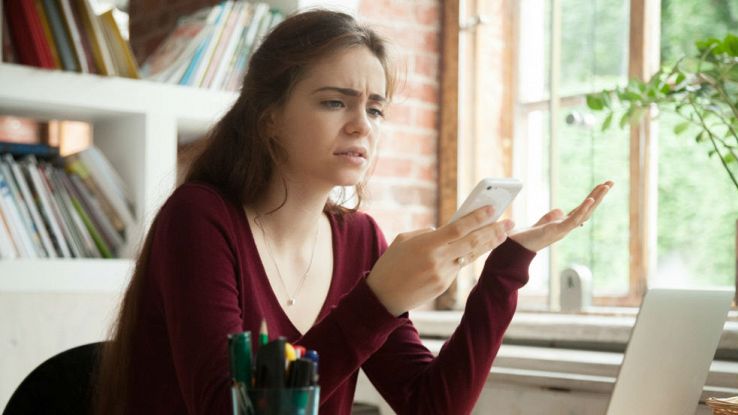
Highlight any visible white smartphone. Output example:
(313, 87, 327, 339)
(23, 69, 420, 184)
(449, 178, 523, 225)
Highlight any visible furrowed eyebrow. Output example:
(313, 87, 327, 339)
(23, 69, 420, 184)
(312, 86, 386, 103)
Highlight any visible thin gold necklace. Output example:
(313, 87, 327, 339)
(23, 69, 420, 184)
(253, 213, 320, 307)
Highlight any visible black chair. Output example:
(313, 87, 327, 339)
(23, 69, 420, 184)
(3, 342, 103, 415)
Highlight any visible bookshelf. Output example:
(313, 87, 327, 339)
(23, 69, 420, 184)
(0, 0, 362, 408)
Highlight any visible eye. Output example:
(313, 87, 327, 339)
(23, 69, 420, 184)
(367, 107, 385, 118)
(321, 100, 345, 109)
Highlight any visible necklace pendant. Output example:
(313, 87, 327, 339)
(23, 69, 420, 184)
(287, 298, 296, 306)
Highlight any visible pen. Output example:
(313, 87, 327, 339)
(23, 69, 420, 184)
(259, 319, 269, 346)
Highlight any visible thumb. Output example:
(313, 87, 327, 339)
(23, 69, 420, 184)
(392, 227, 436, 244)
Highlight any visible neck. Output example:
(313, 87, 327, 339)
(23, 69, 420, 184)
(246, 173, 332, 249)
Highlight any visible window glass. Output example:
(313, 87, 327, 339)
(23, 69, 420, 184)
(655, 0, 738, 288)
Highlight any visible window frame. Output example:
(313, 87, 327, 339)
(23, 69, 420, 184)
(438, 0, 709, 309)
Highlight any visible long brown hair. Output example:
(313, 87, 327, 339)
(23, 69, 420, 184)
(93, 9, 395, 414)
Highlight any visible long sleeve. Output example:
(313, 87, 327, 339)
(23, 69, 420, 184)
(361, 234, 536, 414)
(148, 186, 244, 415)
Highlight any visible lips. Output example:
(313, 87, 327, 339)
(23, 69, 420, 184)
(333, 147, 368, 159)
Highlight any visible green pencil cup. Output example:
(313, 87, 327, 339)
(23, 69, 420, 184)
(248, 386, 320, 415)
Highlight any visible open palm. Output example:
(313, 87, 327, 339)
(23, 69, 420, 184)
(509, 181, 613, 252)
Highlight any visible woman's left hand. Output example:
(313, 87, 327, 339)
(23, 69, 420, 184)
(508, 181, 613, 252)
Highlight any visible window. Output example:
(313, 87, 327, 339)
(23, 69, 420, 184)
(452, 0, 737, 310)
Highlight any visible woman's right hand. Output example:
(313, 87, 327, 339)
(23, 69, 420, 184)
(365, 206, 515, 316)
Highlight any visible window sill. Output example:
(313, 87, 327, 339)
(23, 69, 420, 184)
(412, 309, 738, 355)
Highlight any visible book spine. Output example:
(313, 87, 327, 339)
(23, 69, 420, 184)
(23, 156, 71, 257)
(57, 0, 89, 73)
(0, 159, 46, 256)
(0, 172, 36, 257)
(49, 167, 99, 257)
(0, 204, 19, 258)
(41, 0, 78, 71)
(202, 1, 242, 89)
(34, 0, 62, 68)
(59, 171, 109, 257)
(179, 3, 224, 85)
(76, 0, 115, 75)
(0, 142, 59, 157)
(5, 154, 56, 257)
(39, 163, 82, 257)
(68, 172, 121, 252)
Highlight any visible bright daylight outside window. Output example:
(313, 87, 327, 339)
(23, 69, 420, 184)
(458, 0, 737, 311)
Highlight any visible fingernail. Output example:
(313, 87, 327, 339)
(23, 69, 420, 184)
(486, 206, 495, 216)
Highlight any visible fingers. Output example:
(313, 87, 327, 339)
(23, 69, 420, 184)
(445, 218, 514, 266)
(580, 181, 612, 222)
(435, 205, 495, 244)
(562, 181, 613, 230)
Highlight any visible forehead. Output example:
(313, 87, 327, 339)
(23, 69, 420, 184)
(296, 46, 387, 96)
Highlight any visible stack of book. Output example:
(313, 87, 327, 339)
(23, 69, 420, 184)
(0, 115, 135, 259)
(140, 1, 283, 91)
(2, 0, 139, 78)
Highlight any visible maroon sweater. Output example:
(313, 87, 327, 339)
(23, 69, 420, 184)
(126, 183, 535, 414)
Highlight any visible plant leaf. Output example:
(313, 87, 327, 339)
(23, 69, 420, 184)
(586, 94, 605, 110)
(602, 112, 614, 131)
(673, 122, 690, 135)
(723, 153, 736, 164)
(696, 132, 706, 143)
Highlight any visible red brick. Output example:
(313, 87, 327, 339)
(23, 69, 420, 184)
(411, 210, 437, 228)
(399, 79, 439, 104)
(414, 54, 439, 79)
(414, 3, 440, 26)
(414, 106, 439, 130)
(386, 103, 413, 125)
(374, 157, 414, 177)
(391, 185, 435, 206)
(359, 0, 413, 20)
(415, 161, 437, 181)
(383, 130, 436, 155)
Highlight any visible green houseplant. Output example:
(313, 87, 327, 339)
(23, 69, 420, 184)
(586, 33, 738, 192)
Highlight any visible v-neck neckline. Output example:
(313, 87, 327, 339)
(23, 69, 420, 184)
(241, 209, 339, 338)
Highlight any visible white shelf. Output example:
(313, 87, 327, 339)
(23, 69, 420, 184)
(0, 259, 133, 292)
(0, 63, 238, 139)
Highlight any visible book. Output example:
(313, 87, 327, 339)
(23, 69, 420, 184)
(57, 0, 90, 73)
(5, 0, 55, 68)
(4, 154, 56, 257)
(58, 171, 110, 257)
(67, 171, 122, 253)
(0, 204, 19, 258)
(48, 166, 99, 257)
(2, 7, 19, 64)
(224, 3, 270, 91)
(74, 0, 115, 75)
(179, 3, 226, 85)
(45, 119, 92, 156)
(64, 0, 98, 74)
(38, 161, 82, 257)
(209, 2, 253, 90)
(34, 0, 62, 68)
(0, 159, 46, 256)
(65, 155, 125, 237)
(192, 1, 233, 87)
(0, 115, 41, 144)
(201, 1, 243, 89)
(140, 6, 212, 82)
(76, 146, 134, 226)
(0, 142, 59, 158)
(0, 171, 37, 257)
(99, 8, 139, 78)
(42, 0, 79, 71)
(22, 156, 71, 257)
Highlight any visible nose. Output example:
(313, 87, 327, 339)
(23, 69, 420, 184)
(344, 108, 371, 137)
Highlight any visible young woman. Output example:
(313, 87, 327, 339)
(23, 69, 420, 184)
(94, 9, 612, 415)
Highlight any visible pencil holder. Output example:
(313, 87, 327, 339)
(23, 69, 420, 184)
(248, 386, 320, 415)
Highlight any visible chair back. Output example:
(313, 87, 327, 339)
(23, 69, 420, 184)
(3, 342, 104, 415)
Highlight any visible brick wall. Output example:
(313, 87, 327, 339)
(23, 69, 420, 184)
(128, 0, 441, 240)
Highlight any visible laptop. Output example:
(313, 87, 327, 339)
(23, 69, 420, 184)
(606, 288, 734, 415)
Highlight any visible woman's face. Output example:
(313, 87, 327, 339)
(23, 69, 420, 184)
(269, 45, 387, 188)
